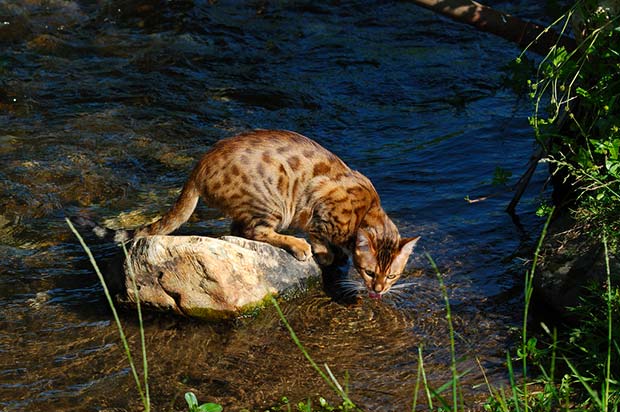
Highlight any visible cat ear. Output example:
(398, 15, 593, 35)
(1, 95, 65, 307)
(356, 229, 375, 254)
(399, 236, 420, 254)
(390, 236, 420, 273)
(355, 229, 377, 267)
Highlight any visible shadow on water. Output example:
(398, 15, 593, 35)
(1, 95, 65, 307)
(0, 0, 554, 410)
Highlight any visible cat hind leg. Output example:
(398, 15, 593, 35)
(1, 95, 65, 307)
(239, 221, 313, 261)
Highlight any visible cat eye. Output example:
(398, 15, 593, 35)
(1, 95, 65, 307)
(364, 270, 376, 278)
(386, 274, 397, 280)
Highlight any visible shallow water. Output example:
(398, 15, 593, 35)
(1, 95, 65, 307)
(1, 1, 552, 410)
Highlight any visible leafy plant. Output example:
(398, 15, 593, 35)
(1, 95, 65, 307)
(520, 0, 620, 243)
(563, 237, 620, 410)
(185, 391, 223, 412)
(514, 3, 620, 407)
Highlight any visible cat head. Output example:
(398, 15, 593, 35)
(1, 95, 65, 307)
(353, 229, 419, 298)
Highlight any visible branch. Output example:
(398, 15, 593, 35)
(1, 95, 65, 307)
(409, 0, 576, 55)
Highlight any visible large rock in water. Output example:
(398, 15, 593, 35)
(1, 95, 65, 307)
(110, 235, 321, 319)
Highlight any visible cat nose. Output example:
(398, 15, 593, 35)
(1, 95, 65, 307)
(373, 283, 384, 293)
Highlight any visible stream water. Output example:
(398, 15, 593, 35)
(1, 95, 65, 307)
(1, 1, 553, 410)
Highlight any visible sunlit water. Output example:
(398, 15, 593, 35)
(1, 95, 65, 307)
(0, 1, 552, 410)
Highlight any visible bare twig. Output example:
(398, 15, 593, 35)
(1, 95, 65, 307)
(507, 145, 545, 214)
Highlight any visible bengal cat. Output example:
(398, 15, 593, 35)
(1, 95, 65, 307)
(132, 130, 419, 297)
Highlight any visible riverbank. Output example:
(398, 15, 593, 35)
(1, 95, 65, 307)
(507, 2, 620, 409)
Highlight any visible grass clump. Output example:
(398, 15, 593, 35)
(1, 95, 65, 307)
(472, 210, 618, 412)
(258, 396, 358, 412)
(563, 238, 620, 410)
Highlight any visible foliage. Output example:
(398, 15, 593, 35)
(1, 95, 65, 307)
(521, 243, 619, 412)
(565, 276, 620, 407)
(185, 392, 223, 412)
(522, 0, 620, 243)
(481, 213, 619, 412)
(260, 396, 359, 412)
(505, 2, 620, 409)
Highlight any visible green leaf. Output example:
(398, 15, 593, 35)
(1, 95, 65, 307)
(197, 403, 223, 412)
(185, 392, 199, 409)
(609, 139, 620, 159)
(551, 47, 568, 67)
(576, 87, 590, 98)
(185, 392, 222, 412)
(536, 203, 554, 217)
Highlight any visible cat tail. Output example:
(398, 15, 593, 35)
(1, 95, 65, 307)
(135, 179, 200, 237)
(69, 180, 199, 243)
(68, 215, 134, 244)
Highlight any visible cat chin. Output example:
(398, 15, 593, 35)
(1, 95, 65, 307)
(368, 291, 383, 300)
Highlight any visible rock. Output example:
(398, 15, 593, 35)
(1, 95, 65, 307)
(534, 214, 619, 318)
(110, 235, 321, 319)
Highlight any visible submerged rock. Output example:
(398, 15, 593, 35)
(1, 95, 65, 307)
(109, 235, 321, 319)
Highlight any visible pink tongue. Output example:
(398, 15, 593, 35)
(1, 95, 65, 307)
(368, 291, 382, 299)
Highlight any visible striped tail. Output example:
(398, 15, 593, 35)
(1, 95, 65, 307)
(70, 179, 200, 243)
(134, 179, 200, 237)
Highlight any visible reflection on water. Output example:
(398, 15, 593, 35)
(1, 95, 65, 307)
(1, 0, 550, 410)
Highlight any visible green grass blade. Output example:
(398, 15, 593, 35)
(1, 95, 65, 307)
(66, 218, 148, 409)
(270, 296, 358, 409)
(418, 346, 434, 410)
(434, 369, 473, 396)
(122, 242, 150, 412)
(411, 345, 423, 412)
(564, 356, 602, 407)
(426, 253, 459, 412)
(475, 356, 497, 402)
(603, 234, 612, 412)
(521, 208, 555, 412)
(506, 351, 521, 412)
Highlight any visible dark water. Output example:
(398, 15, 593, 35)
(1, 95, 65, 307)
(0, 1, 552, 410)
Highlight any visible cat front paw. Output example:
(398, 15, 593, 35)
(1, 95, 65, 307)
(291, 239, 313, 261)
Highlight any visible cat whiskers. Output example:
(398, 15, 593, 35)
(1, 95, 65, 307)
(389, 281, 416, 291)
(334, 278, 365, 298)
(383, 281, 416, 303)
(332, 278, 416, 302)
